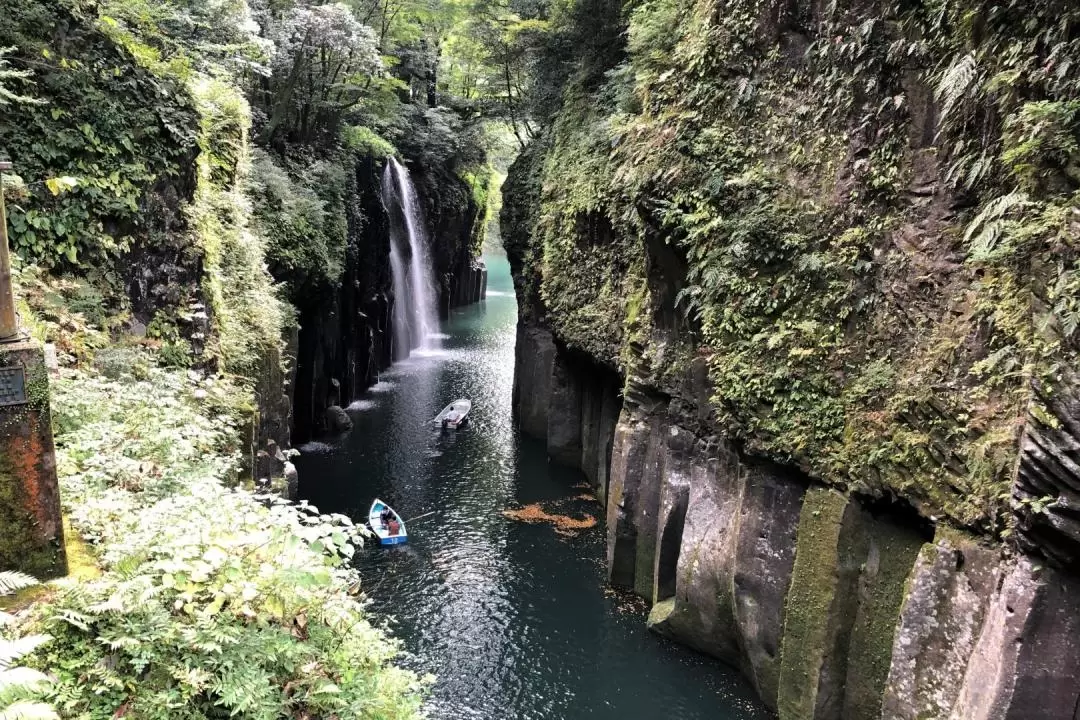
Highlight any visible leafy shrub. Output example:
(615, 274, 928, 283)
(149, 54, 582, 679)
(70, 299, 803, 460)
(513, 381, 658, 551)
(342, 126, 397, 159)
(247, 149, 348, 301)
(92, 346, 151, 380)
(0, 572, 57, 720)
(25, 362, 426, 719)
(0, 0, 199, 270)
(189, 78, 286, 380)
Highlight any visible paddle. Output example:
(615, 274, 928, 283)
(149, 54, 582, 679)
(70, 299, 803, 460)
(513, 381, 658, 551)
(404, 511, 437, 523)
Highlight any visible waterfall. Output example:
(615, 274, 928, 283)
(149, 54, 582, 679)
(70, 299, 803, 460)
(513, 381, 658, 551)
(382, 157, 440, 360)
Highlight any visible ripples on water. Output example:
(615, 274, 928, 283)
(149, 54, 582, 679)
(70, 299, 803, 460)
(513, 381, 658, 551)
(296, 253, 771, 720)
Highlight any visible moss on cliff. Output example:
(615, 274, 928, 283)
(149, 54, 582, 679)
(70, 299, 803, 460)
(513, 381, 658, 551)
(777, 487, 848, 720)
(503, 0, 1080, 538)
(841, 513, 924, 719)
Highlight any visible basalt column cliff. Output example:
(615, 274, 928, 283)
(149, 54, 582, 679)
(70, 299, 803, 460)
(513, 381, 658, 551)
(503, 0, 1080, 717)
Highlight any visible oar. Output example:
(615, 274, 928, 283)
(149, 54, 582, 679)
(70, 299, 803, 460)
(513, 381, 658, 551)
(404, 511, 438, 523)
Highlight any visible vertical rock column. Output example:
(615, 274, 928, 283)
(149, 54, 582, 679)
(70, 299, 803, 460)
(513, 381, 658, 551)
(0, 338, 66, 577)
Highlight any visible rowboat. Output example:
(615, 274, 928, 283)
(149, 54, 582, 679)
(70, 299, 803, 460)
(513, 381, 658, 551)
(368, 499, 407, 546)
(432, 399, 471, 429)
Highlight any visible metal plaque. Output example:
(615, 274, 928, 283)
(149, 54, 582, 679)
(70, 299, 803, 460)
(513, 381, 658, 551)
(0, 365, 27, 406)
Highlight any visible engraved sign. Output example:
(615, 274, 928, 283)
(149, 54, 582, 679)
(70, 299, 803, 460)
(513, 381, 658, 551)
(0, 365, 27, 406)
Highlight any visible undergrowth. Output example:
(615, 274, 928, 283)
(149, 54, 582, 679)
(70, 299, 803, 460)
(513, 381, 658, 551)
(14, 356, 425, 719)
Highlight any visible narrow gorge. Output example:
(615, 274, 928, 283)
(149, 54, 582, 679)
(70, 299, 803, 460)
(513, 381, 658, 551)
(2, 0, 1080, 717)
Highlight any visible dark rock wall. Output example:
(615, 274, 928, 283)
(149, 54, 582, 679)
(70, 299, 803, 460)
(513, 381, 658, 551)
(292, 156, 392, 442)
(510, 323, 1080, 718)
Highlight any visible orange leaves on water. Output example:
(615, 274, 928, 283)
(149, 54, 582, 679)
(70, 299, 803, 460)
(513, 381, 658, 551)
(502, 503, 597, 537)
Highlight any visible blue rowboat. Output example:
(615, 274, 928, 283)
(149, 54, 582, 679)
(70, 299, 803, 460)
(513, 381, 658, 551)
(369, 499, 407, 546)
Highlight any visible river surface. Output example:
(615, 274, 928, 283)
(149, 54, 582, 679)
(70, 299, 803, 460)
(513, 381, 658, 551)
(296, 252, 771, 720)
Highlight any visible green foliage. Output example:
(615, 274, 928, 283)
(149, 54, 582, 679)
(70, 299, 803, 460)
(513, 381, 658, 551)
(0, 575, 57, 720)
(247, 149, 347, 302)
(0, 0, 199, 270)
(0, 47, 41, 106)
(0, 575, 37, 598)
(189, 77, 286, 380)
(505, 0, 1080, 534)
(256, 3, 384, 147)
(342, 126, 397, 158)
(21, 361, 426, 719)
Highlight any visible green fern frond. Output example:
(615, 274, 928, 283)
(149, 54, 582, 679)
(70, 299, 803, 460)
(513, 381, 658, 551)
(0, 636, 50, 671)
(937, 53, 978, 123)
(0, 574, 37, 597)
(0, 668, 52, 693)
(0, 701, 59, 720)
(964, 192, 1030, 260)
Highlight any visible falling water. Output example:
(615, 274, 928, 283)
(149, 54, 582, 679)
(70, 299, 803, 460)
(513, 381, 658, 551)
(382, 157, 440, 360)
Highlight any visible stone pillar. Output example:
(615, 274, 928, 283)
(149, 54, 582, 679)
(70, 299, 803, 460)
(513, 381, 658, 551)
(0, 162, 66, 578)
(0, 338, 66, 577)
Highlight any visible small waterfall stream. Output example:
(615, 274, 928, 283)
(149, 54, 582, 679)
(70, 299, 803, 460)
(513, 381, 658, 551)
(382, 157, 440, 360)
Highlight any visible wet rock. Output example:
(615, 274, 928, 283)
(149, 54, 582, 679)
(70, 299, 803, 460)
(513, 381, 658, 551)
(606, 402, 662, 592)
(1013, 367, 1080, 572)
(283, 460, 298, 499)
(776, 490, 924, 720)
(326, 405, 352, 433)
(647, 596, 677, 635)
(547, 352, 582, 466)
(731, 461, 805, 707)
(512, 323, 555, 439)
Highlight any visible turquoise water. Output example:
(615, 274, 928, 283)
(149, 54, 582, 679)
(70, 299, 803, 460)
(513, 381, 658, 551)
(296, 252, 771, 720)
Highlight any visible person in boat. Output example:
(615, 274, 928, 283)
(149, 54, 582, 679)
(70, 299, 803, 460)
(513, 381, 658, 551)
(380, 507, 393, 528)
(387, 517, 400, 536)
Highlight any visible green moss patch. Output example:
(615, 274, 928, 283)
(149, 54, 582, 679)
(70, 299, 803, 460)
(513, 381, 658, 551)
(777, 487, 849, 720)
(841, 514, 924, 719)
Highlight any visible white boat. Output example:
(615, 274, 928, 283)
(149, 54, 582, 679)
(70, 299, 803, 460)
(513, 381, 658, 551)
(432, 399, 471, 429)
(368, 499, 407, 546)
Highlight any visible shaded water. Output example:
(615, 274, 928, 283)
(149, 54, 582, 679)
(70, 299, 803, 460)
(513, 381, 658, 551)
(296, 252, 771, 720)
(383, 157, 440, 358)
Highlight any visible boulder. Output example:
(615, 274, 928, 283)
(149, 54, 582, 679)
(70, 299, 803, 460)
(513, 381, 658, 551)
(326, 405, 352, 433)
(282, 460, 299, 499)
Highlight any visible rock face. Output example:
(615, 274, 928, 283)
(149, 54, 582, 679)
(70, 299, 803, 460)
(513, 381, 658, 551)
(510, 330, 1080, 719)
(510, 320, 621, 500)
(1012, 367, 1080, 573)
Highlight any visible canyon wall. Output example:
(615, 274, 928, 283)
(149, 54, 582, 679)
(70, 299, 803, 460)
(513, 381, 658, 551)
(512, 333, 1080, 719)
(503, 0, 1080, 715)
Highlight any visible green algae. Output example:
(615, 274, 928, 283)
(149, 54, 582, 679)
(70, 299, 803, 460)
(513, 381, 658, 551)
(777, 487, 849, 720)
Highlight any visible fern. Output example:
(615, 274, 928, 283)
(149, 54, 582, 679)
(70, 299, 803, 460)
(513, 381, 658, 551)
(0, 575, 36, 597)
(0, 48, 41, 106)
(963, 192, 1030, 260)
(0, 701, 59, 720)
(936, 53, 978, 124)
(0, 575, 55, 720)
(0, 637, 50, 672)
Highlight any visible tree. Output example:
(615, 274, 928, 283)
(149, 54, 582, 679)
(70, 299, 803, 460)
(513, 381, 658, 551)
(439, 0, 548, 146)
(259, 3, 383, 146)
